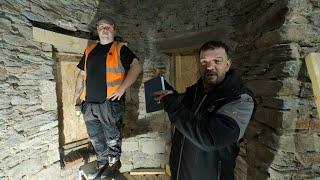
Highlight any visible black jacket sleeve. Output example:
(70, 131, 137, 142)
(162, 94, 241, 151)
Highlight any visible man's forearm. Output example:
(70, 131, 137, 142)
(74, 79, 83, 95)
(73, 70, 85, 104)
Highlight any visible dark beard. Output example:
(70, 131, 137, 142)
(202, 74, 225, 92)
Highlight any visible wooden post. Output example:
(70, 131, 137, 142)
(305, 53, 320, 119)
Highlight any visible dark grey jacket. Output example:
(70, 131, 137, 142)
(162, 69, 256, 180)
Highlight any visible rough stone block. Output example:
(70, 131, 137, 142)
(271, 152, 297, 171)
(0, 66, 8, 81)
(120, 151, 133, 164)
(7, 158, 43, 179)
(0, 17, 12, 32)
(258, 132, 295, 153)
(120, 163, 133, 173)
(294, 133, 317, 153)
(263, 61, 302, 79)
(141, 140, 166, 154)
(30, 163, 62, 180)
(132, 152, 160, 168)
(122, 141, 139, 152)
(283, 24, 320, 43)
(39, 121, 58, 131)
(154, 153, 169, 168)
(246, 80, 282, 96)
(254, 107, 298, 129)
(247, 142, 277, 166)
(295, 152, 320, 167)
(295, 119, 311, 129)
(260, 97, 291, 110)
(235, 155, 248, 173)
(39, 80, 57, 111)
(12, 23, 32, 38)
(5, 133, 26, 147)
(3, 34, 29, 47)
(300, 82, 314, 98)
(46, 149, 60, 165)
(268, 168, 292, 180)
(246, 78, 300, 97)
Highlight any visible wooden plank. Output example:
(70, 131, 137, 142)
(165, 164, 171, 177)
(180, 55, 199, 90)
(305, 53, 320, 119)
(122, 172, 137, 180)
(33, 27, 96, 53)
(63, 138, 89, 150)
(157, 174, 170, 180)
(130, 168, 166, 176)
(174, 54, 199, 93)
(56, 54, 88, 144)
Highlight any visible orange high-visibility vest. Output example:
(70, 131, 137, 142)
(80, 41, 126, 100)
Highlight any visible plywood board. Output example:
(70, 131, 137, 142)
(175, 54, 200, 93)
(305, 53, 320, 119)
(33, 27, 96, 53)
(56, 54, 88, 144)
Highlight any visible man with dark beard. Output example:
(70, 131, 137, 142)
(155, 41, 256, 180)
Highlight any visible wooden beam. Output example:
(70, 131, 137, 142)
(130, 168, 166, 175)
(165, 164, 171, 176)
(305, 53, 320, 119)
(62, 138, 89, 150)
(32, 27, 97, 53)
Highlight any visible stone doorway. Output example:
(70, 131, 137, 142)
(32, 26, 96, 167)
(54, 53, 89, 154)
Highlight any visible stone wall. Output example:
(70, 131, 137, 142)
(241, 0, 320, 179)
(1, 0, 320, 179)
(0, 0, 171, 179)
(136, 0, 320, 179)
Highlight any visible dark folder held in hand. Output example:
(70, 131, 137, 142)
(144, 76, 165, 113)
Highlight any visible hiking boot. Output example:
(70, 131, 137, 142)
(101, 160, 121, 179)
(87, 163, 108, 180)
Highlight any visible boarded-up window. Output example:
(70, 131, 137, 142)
(174, 53, 200, 93)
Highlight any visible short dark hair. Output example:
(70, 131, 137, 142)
(199, 41, 229, 56)
(96, 16, 116, 27)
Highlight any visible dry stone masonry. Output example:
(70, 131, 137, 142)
(1, 0, 320, 179)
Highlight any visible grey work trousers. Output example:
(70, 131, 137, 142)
(81, 99, 125, 166)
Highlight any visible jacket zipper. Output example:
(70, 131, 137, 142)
(218, 161, 222, 180)
(176, 94, 207, 180)
(176, 136, 185, 180)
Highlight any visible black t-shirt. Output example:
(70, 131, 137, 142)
(77, 42, 138, 103)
